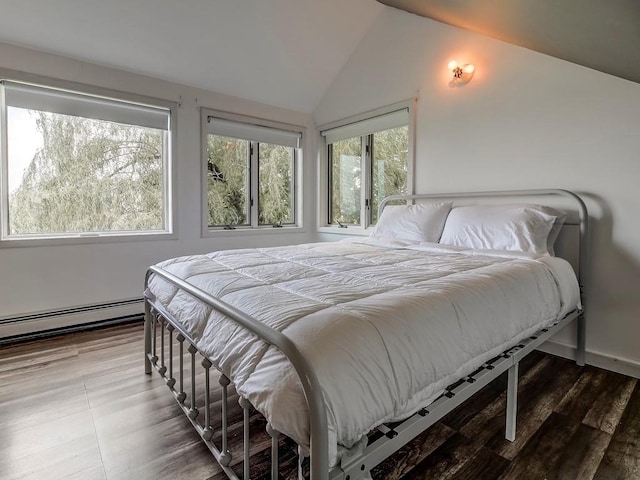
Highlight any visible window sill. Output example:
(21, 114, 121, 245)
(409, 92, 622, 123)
(202, 225, 306, 238)
(316, 226, 370, 237)
(0, 230, 178, 248)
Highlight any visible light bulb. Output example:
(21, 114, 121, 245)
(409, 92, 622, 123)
(447, 60, 475, 87)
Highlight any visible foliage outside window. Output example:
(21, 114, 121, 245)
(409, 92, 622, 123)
(0, 80, 173, 242)
(258, 143, 295, 225)
(205, 113, 300, 230)
(207, 135, 250, 226)
(371, 126, 409, 224)
(330, 137, 362, 225)
(324, 108, 409, 228)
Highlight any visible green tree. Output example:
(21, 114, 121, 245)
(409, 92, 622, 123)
(207, 136, 294, 227)
(372, 126, 409, 223)
(330, 126, 408, 225)
(206, 135, 248, 226)
(331, 136, 362, 225)
(259, 143, 293, 225)
(9, 111, 164, 235)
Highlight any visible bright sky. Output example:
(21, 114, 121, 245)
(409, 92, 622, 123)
(7, 108, 43, 193)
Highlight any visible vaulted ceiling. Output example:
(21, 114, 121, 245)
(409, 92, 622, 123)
(377, 0, 640, 85)
(2, 1, 637, 117)
(0, 0, 383, 113)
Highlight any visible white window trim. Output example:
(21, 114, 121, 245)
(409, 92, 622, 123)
(200, 108, 306, 237)
(316, 98, 417, 235)
(0, 69, 178, 248)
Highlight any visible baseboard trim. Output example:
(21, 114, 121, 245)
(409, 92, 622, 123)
(538, 340, 640, 380)
(0, 314, 143, 347)
(0, 298, 144, 340)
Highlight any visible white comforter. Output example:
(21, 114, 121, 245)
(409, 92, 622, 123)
(147, 238, 579, 466)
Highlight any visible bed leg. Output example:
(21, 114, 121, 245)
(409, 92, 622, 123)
(219, 374, 232, 466)
(239, 397, 252, 480)
(266, 423, 280, 480)
(576, 312, 586, 367)
(158, 319, 167, 376)
(144, 300, 152, 374)
(297, 449, 306, 480)
(166, 324, 176, 388)
(505, 362, 519, 442)
(202, 358, 214, 441)
(188, 344, 199, 420)
(177, 334, 187, 403)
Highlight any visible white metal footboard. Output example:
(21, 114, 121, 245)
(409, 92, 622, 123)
(144, 266, 329, 480)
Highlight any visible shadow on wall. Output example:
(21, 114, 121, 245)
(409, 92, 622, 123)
(579, 192, 640, 363)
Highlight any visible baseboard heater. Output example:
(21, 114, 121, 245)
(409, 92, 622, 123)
(0, 298, 144, 346)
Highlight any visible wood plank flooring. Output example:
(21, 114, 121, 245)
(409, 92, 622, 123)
(0, 322, 638, 479)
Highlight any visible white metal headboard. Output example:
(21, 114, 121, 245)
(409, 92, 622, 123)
(379, 188, 588, 364)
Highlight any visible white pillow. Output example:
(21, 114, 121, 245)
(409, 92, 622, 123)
(546, 209, 568, 256)
(370, 202, 453, 243)
(439, 204, 564, 254)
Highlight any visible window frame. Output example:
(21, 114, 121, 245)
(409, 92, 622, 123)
(318, 99, 416, 234)
(0, 69, 178, 247)
(200, 108, 304, 237)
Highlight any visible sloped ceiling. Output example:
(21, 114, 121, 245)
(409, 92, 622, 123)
(0, 0, 384, 113)
(378, 0, 640, 84)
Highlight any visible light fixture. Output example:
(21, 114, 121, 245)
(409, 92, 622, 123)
(448, 60, 475, 87)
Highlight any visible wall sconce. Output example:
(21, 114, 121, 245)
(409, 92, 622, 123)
(448, 60, 475, 87)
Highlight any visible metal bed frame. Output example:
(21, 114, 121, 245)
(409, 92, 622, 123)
(144, 189, 588, 480)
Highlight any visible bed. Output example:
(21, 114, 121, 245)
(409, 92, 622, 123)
(143, 189, 588, 480)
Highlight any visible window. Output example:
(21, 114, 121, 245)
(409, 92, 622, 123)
(322, 106, 411, 228)
(203, 111, 301, 231)
(0, 79, 175, 243)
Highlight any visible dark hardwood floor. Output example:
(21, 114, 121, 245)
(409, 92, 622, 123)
(0, 322, 638, 480)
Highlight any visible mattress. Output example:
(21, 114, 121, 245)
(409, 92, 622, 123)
(146, 238, 580, 467)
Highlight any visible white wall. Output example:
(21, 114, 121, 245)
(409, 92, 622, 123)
(2, 8, 639, 374)
(0, 42, 317, 325)
(314, 9, 640, 371)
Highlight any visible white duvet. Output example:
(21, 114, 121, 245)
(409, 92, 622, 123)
(146, 238, 579, 467)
